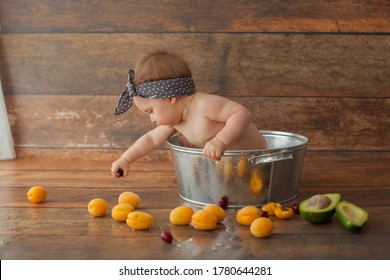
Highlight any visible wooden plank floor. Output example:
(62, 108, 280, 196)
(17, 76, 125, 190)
(0, 151, 389, 260)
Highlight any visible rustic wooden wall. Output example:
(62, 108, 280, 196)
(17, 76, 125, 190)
(1, 0, 389, 159)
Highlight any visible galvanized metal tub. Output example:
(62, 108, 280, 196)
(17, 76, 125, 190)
(167, 130, 309, 208)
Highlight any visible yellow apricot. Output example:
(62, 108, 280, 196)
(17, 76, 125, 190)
(27, 186, 47, 203)
(274, 206, 293, 220)
(261, 202, 281, 216)
(169, 205, 194, 225)
(118, 191, 141, 208)
(223, 159, 234, 180)
(126, 211, 154, 230)
(111, 203, 135, 222)
(237, 156, 248, 178)
(250, 217, 273, 238)
(250, 170, 263, 194)
(203, 204, 226, 223)
(191, 209, 218, 230)
(88, 198, 108, 217)
(236, 205, 260, 226)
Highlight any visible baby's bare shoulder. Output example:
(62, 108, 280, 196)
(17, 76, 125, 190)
(193, 92, 230, 109)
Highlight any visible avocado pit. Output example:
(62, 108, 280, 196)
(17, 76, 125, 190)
(307, 194, 331, 210)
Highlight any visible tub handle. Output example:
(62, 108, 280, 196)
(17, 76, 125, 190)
(248, 151, 293, 165)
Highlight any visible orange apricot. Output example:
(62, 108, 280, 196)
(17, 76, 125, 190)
(236, 205, 260, 226)
(169, 205, 194, 225)
(191, 209, 218, 230)
(111, 203, 135, 222)
(203, 204, 226, 223)
(223, 159, 234, 180)
(237, 156, 248, 178)
(126, 211, 154, 230)
(27, 186, 47, 203)
(88, 198, 108, 217)
(250, 217, 273, 238)
(118, 191, 141, 208)
(250, 170, 263, 194)
(261, 202, 281, 216)
(274, 207, 293, 219)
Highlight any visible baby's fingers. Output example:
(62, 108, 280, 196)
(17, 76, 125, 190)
(203, 147, 222, 161)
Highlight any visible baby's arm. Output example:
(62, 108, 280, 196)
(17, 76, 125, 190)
(111, 125, 176, 177)
(202, 95, 252, 160)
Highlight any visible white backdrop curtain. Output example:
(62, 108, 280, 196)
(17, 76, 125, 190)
(0, 76, 16, 160)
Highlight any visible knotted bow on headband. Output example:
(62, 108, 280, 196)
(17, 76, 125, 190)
(115, 69, 196, 115)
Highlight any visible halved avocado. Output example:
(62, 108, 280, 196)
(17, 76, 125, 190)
(299, 193, 341, 224)
(336, 201, 368, 230)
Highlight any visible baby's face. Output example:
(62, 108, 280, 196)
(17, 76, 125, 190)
(133, 96, 181, 127)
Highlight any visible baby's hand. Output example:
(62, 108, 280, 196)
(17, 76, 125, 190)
(111, 157, 130, 178)
(203, 138, 227, 161)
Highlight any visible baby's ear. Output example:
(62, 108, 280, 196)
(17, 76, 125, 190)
(168, 97, 177, 104)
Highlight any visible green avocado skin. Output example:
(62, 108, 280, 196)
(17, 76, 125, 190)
(335, 201, 369, 231)
(299, 193, 341, 224)
(299, 206, 336, 224)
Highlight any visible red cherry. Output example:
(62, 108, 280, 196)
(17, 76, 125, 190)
(260, 210, 269, 218)
(161, 231, 173, 243)
(217, 195, 229, 209)
(292, 203, 300, 215)
(217, 199, 227, 209)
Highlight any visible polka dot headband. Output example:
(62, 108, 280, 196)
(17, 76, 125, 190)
(115, 69, 196, 115)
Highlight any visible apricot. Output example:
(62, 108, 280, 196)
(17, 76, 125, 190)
(250, 217, 273, 238)
(261, 202, 281, 216)
(118, 191, 141, 208)
(126, 211, 154, 230)
(237, 156, 248, 178)
(191, 209, 218, 230)
(27, 186, 47, 203)
(111, 203, 135, 222)
(250, 170, 263, 194)
(203, 204, 226, 223)
(88, 198, 108, 217)
(274, 207, 293, 220)
(236, 205, 260, 226)
(169, 205, 194, 225)
(223, 159, 234, 180)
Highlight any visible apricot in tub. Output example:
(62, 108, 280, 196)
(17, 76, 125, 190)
(191, 209, 218, 230)
(203, 204, 226, 223)
(27, 186, 47, 203)
(250, 217, 273, 238)
(169, 205, 194, 225)
(126, 211, 154, 230)
(88, 198, 108, 217)
(118, 191, 141, 208)
(223, 159, 234, 180)
(250, 170, 263, 194)
(111, 203, 135, 222)
(237, 156, 248, 178)
(236, 205, 260, 226)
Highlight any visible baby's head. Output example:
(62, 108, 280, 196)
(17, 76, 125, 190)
(115, 50, 196, 115)
(134, 50, 192, 83)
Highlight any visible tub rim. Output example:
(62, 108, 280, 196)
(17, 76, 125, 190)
(167, 130, 309, 156)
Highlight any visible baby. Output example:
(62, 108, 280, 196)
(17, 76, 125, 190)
(111, 50, 267, 177)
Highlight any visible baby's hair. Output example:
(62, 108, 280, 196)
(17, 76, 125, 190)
(134, 50, 192, 84)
